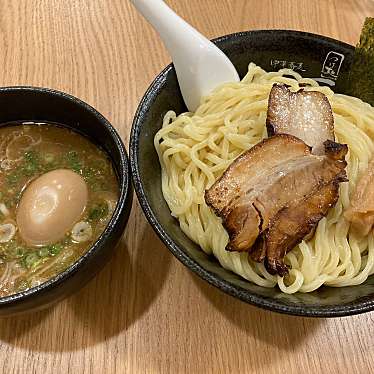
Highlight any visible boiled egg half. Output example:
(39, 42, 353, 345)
(17, 169, 88, 246)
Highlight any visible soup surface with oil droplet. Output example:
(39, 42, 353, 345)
(0, 123, 119, 296)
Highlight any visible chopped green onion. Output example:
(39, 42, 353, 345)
(6, 172, 21, 186)
(38, 247, 50, 258)
(5, 151, 41, 186)
(66, 151, 83, 173)
(4, 243, 25, 260)
(22, 252, 40, 269)
(48, 243, 63, 256)
(88, 203, 109, 221)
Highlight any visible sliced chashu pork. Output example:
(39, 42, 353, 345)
(205, 135, 348, 276)
(205, 134, 311, 216)
(267, 84, 334, 154)
(345, 157, 374, 236)
(205, 134, 347, 253)
(225, 152, 346, 252)
(250, 139, 348, 266)
(205, 134, 311, 251)
(261, 181, 341, 276)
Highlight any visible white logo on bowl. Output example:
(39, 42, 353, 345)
(270, 59, 306, 72)
(269, 51, 345, 87)
(313, 51, 345, 87)
(321, 51, 345, 80)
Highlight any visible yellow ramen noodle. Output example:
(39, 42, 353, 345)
(154, 63, 374, 294)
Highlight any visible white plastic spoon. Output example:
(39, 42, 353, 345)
(130, 0, 240, 111)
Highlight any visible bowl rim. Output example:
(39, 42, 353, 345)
(130, 29, 374, 317)
(0, 85, 132, 306)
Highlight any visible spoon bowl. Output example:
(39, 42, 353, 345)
(130, 0, 239, 111)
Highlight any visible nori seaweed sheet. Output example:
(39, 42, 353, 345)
(347, 17, 374, 105)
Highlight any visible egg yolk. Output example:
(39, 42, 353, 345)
(17, 169, 88, 247)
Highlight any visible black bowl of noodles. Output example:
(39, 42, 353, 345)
(130, 29, 374, 317)
(0, 87, 133, 316)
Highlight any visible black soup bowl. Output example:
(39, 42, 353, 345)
(130, 30, 374, 317)
(0, 87, 133, 316)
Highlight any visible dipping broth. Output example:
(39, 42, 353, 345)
(0, 123, 119, 296)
